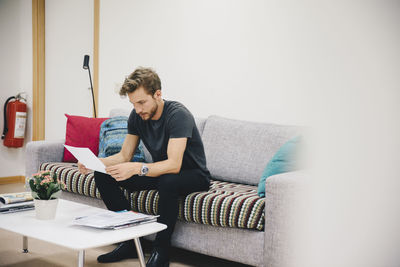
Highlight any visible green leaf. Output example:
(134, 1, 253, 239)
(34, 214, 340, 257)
(37, 186, 47, 199)
(29, 179, 35, 191)
(46, 183, 56, 199)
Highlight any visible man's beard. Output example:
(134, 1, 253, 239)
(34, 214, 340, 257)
(140, 102, 158, 121)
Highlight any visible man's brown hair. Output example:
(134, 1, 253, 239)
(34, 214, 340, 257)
(119, 67, 161, 96)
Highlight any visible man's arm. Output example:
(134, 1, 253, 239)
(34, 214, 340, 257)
(77, 134, 139, 174)
(105, 137, 187, 181)
(145, 137, 187, 177)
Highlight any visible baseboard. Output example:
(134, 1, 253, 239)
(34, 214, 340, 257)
(0, 176, 25, 185)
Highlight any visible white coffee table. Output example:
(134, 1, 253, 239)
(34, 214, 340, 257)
(0, 199, 166, 267)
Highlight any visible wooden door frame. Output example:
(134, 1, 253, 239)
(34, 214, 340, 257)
(32, 0, 45, 141)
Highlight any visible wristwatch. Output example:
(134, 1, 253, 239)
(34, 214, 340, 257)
(139, 164, 149, 176)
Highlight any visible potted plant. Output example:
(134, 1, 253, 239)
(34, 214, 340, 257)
(28, 170, 65, 220)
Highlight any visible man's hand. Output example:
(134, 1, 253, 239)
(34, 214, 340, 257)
(106, 162, 141, 181)
(77, 161, 90, 175)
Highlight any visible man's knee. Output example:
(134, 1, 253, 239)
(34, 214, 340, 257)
(94, 171, 113, 187)
(157, 174, 179, 195)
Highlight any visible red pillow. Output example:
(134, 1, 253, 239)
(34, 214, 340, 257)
(63, 114, 109, 162)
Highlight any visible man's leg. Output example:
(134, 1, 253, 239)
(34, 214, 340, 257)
(94, 171, 159, 263)
(94, 171, 159, 211)
(147, 169, 210, 266)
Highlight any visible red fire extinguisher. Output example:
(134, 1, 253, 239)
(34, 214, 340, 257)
(2, 93, 27, 148)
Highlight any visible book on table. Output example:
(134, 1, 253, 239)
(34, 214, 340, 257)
(0, 192, 34, 213)
(73, 209, 158, 230)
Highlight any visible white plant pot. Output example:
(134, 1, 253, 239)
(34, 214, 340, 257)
(34, 198, 59, 220)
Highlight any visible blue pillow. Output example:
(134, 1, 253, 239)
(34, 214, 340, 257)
(98, 116, 145, 162)
(257, 136, 302, 197)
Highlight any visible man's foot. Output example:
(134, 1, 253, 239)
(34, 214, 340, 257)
(97, 240, 138, 263)
(146, 248, 169, 267)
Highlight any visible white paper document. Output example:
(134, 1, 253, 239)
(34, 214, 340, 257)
(64, 145, 107, 173)
(73, 209, 158, 229)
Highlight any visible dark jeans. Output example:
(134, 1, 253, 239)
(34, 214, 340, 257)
(94, 169, 210, 252)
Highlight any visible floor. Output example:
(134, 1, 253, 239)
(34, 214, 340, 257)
(0, 183, 252, 267)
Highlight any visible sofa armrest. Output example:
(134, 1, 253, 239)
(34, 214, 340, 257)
(263, 170, 307, 267)
(25, 140, 65, 179)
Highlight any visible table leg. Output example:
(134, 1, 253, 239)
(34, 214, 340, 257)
(134, 238, 146, 267)
(78, 250, 85, 267)
(22, 236, 28, 253)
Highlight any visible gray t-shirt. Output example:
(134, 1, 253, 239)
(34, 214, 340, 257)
(128, 100, 210, 177)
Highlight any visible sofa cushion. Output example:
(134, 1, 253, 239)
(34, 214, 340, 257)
(63, 114, 109, 162)
(40, 162, 265, 231)
(39, 162, 101, 198)
(201, 116, 300, 185)
(257, 136, 302, 197)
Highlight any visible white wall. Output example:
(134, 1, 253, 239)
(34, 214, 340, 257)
(0, 0, 32, 177)
(98, 0, 311, 125)
(45, 0, 94, 140)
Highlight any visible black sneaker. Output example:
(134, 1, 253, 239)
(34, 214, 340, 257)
(97, 240, 138, 263)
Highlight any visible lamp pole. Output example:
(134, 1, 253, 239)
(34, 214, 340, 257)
(83, 55, 97, 118)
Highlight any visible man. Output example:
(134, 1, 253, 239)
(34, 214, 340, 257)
(78, 67, 210, 267)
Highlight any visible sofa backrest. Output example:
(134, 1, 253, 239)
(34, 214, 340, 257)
(110, 108, 130, 117)
(201, 115, 300, 185)
(194, 118, 206, 135)
(109, 109, 300, 185)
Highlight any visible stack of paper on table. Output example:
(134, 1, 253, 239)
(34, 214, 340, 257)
(0, 192, 34, 213)
(73, 209, 158, 230)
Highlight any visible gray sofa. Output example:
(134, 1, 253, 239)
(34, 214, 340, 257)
(25, 109, 305, 267)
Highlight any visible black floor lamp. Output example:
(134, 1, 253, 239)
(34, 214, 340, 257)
(83, 55, 97, 118)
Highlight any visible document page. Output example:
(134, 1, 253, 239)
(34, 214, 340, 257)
(64, 145, 107, 174)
